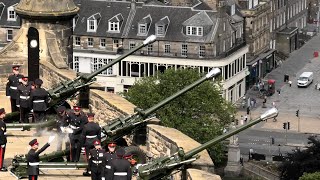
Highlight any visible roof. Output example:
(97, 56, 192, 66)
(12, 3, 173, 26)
(0, 0, 21, 27)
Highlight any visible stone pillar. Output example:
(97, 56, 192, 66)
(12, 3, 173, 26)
(224, 144, 242, 177)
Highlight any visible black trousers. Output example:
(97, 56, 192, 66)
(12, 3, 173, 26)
(33, 111, 46, 123)
(28, 175, 38, 180)
(10, 98, 19, 112)
(0, 144, 6, 169)
(20, 107, 30, 123)
(70, 138, 81, 162)
(91, 169, 103, 180)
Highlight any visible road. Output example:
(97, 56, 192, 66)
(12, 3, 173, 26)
(237, 34, 320, 158)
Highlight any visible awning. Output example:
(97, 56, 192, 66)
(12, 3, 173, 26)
(247, 49, 276, 66)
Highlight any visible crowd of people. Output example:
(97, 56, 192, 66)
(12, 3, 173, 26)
(0, 65, 133, 180)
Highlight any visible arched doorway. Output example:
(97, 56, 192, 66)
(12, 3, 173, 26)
(27, 27, 40, 81)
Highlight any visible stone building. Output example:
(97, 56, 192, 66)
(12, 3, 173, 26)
(72, 0, 248, 103)
(237, 0, 274, 88)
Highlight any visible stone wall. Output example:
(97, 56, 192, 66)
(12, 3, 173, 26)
(147, 124, 215, 174)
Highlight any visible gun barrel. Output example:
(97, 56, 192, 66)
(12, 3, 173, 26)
(141, 68, 221, 117)
(84, 35, 156, 80)
(6, 120, 56, 129)
(12, 162, 87, 169)
(184, 108, 278, 159)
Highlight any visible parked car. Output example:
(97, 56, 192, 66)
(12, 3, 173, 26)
(297, 72, 313, 87)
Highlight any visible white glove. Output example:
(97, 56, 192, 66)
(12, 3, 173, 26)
(18, 79, 23, 83)
(16, 105, 20, 108)
(101, 177, 105, 180)
(6, 96, 10, 99)
(60, 127, 73, 134)
(48, 135, 56, 144)
(0, 144, 5, 148)
(30, 109, 33, 112)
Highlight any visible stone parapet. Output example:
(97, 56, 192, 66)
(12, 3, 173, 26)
(187, 169, 221, 180)
(147, 124, 215, 174)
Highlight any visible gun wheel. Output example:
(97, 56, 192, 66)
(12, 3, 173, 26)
(124, 146, 147, 164)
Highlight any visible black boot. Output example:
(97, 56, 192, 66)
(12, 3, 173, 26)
(83, 169, 91, 176)
(0, 167, 7, 172)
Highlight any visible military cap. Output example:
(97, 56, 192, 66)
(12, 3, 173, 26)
(0, 108, 5, 115)
(116, 148, 125, 157)
(28, 81, 34, 86)
(22, 76, 28, 82)
(73, 106, 81, 111)
(87, 113, 95, 118)
(108, 141, 116, 147)
(34, 79, 43, 85)
(29, 139, 39, 146)
(57, 106, 66, 113)
(12, 65, 20, 70)
(93, 140, 101, 146)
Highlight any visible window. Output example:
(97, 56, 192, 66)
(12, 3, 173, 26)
(147, 44, 153, 54)
(164, 44, 170, 54)
(87, 19, 97, 32)
(223, 40, 226, 52)
(73, 56, 79, 72)
(109, 22, 119, 32)
(231, 4, 235, 15)
(7, 7, 16, 21)
(181, 44, 188, 57)
(156, 25, 165, 36)
(186, 26, 203, 36)
(138, 24, 147, 35)
(113, 39, 119, 48)
(91, 58, 113, 75)
(87, 38, 93, 47)
(7, 29, 13, 41)
(100, 39, 106, 47)
(75, 36, 81, 46)
(129, 42, 136, 50)
(199, 45, 205, 58)
(223, 23, 226, 31)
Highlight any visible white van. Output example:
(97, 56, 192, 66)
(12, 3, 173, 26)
(297, 72, 313, 87)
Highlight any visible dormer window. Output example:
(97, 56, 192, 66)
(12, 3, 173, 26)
(87, 13, 101, 32)
(108, 13, 123, 33)
(155, 16, 170, 37)
(138, 24, 147, 34)
(138, 15, 152, 36)
(186, 26, 203, 36)
(7, 5, 16, 21)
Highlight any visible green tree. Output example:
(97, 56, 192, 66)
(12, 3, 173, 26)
(299, 172, 320, 180)
(279, 136, 320, 180)
(124, 68, 236, 164)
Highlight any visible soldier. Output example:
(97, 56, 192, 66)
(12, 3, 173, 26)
(103, 142, 117, 179)
(109, 148, 132, 180)
(30, 79, 49, 123)
(6, 65, 24, 112)
(17, 76, 32, 123)
(68, 106, 88, 162)
(0, 108, 7, 172)
(89, 140, 105, 180)
(56, 106, 70, 151)
(27, 136, 55, 180)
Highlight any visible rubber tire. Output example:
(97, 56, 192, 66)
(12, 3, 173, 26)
(124, 146, 147, 164)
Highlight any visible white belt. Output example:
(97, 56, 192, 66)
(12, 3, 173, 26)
(33, 100, 45, 103)
(10, 86, 17, 90)
(70, 125, 79, 129)
(114, 172, 127, 176)
(92, 160, 102, 164)
(86, 135, 97, 138)
(20, 96, 30, 99)
(3, 132, 7, 135)
(105, 165, 111, 169)
(29, 162, 40, 166)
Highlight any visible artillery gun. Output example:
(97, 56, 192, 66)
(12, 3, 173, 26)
(4, 35, 157, 124)
(136, 108, 279, 180)
(10, 68, 222, 179)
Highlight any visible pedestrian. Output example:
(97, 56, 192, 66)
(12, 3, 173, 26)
(263, 96, 267, 108)
(109, 148, 132, 180)
(89, 140, 105, 180)
(249, 148, 254, 160)
(68, 106, 88, 162)
(272, 101, 276, 108)
(288, 80, 292, 87)
(246, 106, 250, 115)
(253, 98, 257, 107)
(6, 65, 24, 113)
(103, 142, 117, 180)
(82, 112, 101, 175)
(244, 115, 248, 123)
(250, 99, 254, 108)
(30, 79, 49, 135)
(240, 155, 244, 166)
(277, 89, 281, 96)
(27, 136, 55, 180)
(0, 108, 7, 172)
(17, 76, 32, 124)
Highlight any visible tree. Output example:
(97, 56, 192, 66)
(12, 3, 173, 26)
(279, 136, 320, 180)
(299, 172, 320, 180)
(124, 68, 236, 164)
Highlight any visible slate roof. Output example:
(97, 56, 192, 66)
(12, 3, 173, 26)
(0, 0, 21, 28)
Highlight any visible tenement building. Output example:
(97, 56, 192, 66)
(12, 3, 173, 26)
(72, 0, 249, 103)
